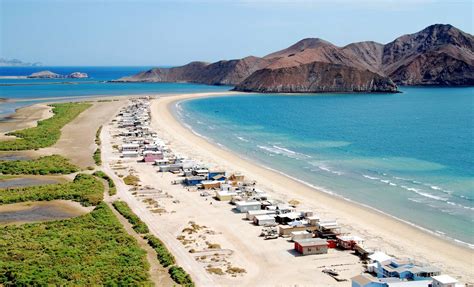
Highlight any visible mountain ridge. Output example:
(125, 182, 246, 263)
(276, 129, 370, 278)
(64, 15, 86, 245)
(115, 24, 474, 92)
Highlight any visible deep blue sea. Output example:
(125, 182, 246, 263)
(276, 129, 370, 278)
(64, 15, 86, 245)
(1, 67, 472, 247)
(0, 66, 230, 117)
(178, 88, 474, 246)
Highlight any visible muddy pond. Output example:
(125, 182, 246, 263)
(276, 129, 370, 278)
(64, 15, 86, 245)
(0, 200, 93, 224)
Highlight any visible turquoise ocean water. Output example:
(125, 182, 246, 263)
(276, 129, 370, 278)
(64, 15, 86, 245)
(177, 88, 474, 247)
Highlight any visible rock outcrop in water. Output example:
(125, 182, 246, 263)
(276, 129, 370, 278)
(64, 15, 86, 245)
(116, 24, 473, 93)
(27, 71, 89, 79)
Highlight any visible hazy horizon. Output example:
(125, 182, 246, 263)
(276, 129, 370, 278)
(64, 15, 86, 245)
(1, 0, 473, 66)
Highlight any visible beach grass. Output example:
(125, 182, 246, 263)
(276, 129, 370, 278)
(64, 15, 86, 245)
(0, 102, 91, 151)
(0, 173, 103, 206)
(0, 155, 78, 175)
(0, 203, 152, 286)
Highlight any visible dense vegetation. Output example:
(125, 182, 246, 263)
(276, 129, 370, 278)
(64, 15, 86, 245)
(0, 155, 78, 175)
(0, 102, 91, 151)
(0, 203, 152, 286)
(0, 174, 103, 206)
(93, 170, 116, 196)
(112, 201, 149, 234)
(144, 234, 176, 267)
(93, 148, 102, 165)
(169, 266, 194, 287)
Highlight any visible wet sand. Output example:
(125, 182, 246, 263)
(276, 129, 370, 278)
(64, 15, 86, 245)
(0, 104, 53, 138)
(0, 175, 66, 189)
(0, 200, 93, 225)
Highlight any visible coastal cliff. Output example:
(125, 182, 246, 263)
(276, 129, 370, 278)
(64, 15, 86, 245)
(116, 24, 473, 92)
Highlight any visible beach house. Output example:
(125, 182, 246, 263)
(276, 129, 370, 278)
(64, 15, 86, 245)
(253, 214, 276, 226)
(294, 238, 328, 255)
(235, 201, 261, 213)
(336, 235, 365, 250)
(431, 275, 461, 287)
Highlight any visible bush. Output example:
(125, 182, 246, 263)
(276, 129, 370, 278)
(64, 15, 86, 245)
(0, 173, 104, 206)
(144, 234, 176, 267)
(169, 266, 194, 287)
(112, 201, 149, 234)
(93, 171, 116, 196)
(0, 103, 91, 151)
(123, 175, 139, 186)
(93, 148, 102, 166)
(0, 155, 78, 175)
(0, 203, 152, 286)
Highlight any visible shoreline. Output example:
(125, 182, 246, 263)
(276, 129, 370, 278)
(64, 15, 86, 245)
(151, 92, 473, 281)
(174, 97, 474, 250)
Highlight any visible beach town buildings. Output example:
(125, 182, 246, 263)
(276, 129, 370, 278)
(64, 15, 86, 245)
(114, 98, 460, 284)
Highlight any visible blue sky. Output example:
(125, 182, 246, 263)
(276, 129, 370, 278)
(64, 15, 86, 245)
(1, 0, 472, 66)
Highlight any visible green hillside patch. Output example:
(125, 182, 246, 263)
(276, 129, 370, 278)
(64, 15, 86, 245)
(0, 173, 103, 206)
(0, 102, 91, 151)
(0, 203, 152, 286)
(0, 155, 78, 175)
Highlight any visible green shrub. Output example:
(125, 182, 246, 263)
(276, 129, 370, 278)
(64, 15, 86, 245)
(0, 203, 152, 286)
(93, 171, 116, 196)
(144, 234, 176, 267)
(123, 174, 139, 186)
(112, 201, 149, 234)
(169, 266, 194, 287)
(93, 148, 102, 166)
(95, 126, 102, 145)
(0, 155, 78, 175)
(0, 103, 91, 151)
(0, 173, 103, 206)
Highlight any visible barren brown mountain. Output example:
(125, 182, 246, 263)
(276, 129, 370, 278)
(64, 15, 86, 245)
(116, 24, 473, 92)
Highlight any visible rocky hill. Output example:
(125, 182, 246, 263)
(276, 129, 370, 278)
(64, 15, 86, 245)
(116, 24, 473, 93)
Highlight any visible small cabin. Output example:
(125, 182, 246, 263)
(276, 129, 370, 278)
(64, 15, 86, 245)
(294, 238, 328, 255)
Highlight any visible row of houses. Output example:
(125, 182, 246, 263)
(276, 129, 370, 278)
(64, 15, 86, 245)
(115, 98, 464, 286)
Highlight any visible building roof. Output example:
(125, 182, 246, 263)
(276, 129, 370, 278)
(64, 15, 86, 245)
(368, 251, 393, 263)
(295, 238, 327, 247)
(236, 201, 261, 207)
(337, 235, 364, 242)
(386, 280, 431, 287)
(432, 275, 458, 284)
(255, 215, 275, 221)
(351, 274, 378, 286)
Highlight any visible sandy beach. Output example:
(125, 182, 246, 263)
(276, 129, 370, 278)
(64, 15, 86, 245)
(0, 104, 52, 137)
(147, 92, 473, 282)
